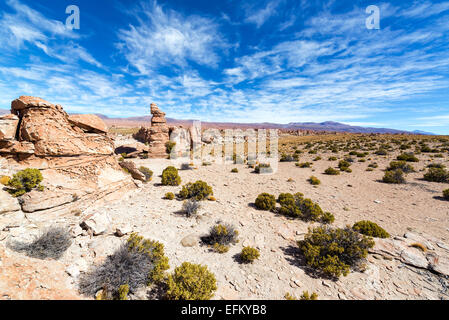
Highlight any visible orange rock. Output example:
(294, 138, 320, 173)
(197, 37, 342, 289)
(68, 114, 108, 134)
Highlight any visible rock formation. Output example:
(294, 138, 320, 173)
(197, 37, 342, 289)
(0, 96, 136, 217)
(133, 103, 169, 158)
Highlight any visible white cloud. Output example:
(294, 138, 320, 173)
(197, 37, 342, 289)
(244, 1, 280, 28)
(117, 1, 228, 74)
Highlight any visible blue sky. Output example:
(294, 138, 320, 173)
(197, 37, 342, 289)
(0, 0, 449, 134)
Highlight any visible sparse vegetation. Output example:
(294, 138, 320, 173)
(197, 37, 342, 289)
(324, 167, 340, 175)
(240, 246, 260, 263)
(179, 180, 213, 200)
(164, 192, 175, 200)
(423, 167, 449, 183)
(7, 168, 44, 197)
(8, 226, 72, 260)
(255, 193, 276, 211)
(352, 220, 389, 238)
(166, 262, 217, 300)
(308, 176, 321, 185)
(138, 166, 153, 182)
(443, 189, 449, 200)
(382, 169, 405, 184)
(298, 226, 375, 278)
(201, 222, 239, 253)
(165, 141, 176, 154)
(182, 199, 201, 217)
(161, 166, 181, 186)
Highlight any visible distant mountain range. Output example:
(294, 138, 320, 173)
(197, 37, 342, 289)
(0, 108, 434, 135)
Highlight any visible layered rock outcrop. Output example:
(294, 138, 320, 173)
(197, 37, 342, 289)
(133, 103, 169, 158)
(0, 96, 136, 217)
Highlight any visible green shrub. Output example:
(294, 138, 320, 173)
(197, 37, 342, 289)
(352, 220, 389, 238)
(277, 193, 332, 223)
(255, 193, 276, 211)
(165, 192, 175, 200)
(308, 176, 321, 185)
(338, 160, 351, 170)
(375, 149, 387, 155)
(443, 189, 449, 200)
(240, 246, 260, 263)
(423, 167, 449, 183)
(7, 168, 44, 197)
(296, 162, 312, 168)
(300, 291, 318, 300)
(161, 166, 181, 186)
(231, 168, 238, 173)
(166, 262, 217, 300)
(321, 212, 335, 224)
(397, 153, 419, 162)
(298, 226, 375, 278)
(179, 180, 213, 200)
(386, 161, 414, 173)
(126, 233, 170, 283)
(280, 154, 298, 162)
(255, 163, 273, 174)
(165, 141, 176, 154)
(328, 156, 337, 161)
(118, 284, 129, 300)
(138, 166, 153, 182)
(382, 169, 405, 184)
(201, 222, 239, 253)
(0, 175, 10, 185)
(324, 167, 340, 175)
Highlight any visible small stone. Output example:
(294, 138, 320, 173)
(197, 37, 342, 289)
(181, 234, 198, 247)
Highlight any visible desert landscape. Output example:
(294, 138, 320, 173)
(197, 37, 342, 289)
(0, 96, 448, 301)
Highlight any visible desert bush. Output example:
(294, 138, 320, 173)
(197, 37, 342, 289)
(386, 161, 414, 173)
(255, 193, 276, 211)
(166, 262, 217, 300)
(165, 192, 175, 200)
(352, 220, 389, 238)
(182, 199, 201, 217)
(7, 168, 44, 197)
(255, 163, 273, 174)
(300, 291, 318, 300)
(427, 163, 445, 169)
(161, 166, 181, 186)
(202, 222, 239, 253)
(328, 156, 337, 161)
(0, 175, 10, 185)
(298, 226, 375, 278)
(231, 168, 238, 173)
(126, 233, 170, 283)
(338, 160, 351, 170)
(308, 176, 321, 185)
(79, 244, 154, 299)
(280, 154, 298, 162)
(324, 167, 340, 175)
(179, 180, 213, 200)
(117, 284, 129, 300)
(397, 153, 419, 162)
(321, 212, 335, 224)
(382, 169, 405, 184)
(443, 189, 449, 200)
(375, 149, 387, 155)
(296, 162, 312, 168)
(240, 246, 260, 263)
(165, 141, 176, 154)
(313, 156, 322, 161)
(423, 167, 449, 182)
(138, 166, 153, 182)
(8, 226, 72, 260)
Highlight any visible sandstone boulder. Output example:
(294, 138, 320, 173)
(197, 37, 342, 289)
(0, 189, 21, 214)
(68, 114, 108, 134)
(119, 160, 146, 181)
(0, 114, 19, 141)
(19, 189, 78, 213)
(80, 212, 112, 236)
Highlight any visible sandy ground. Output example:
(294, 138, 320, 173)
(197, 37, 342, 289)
(79, 148, 449, 300)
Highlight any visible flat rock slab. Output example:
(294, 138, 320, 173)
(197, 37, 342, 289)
(0, 189, 21, 214)
(19, 190, 77, 213)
